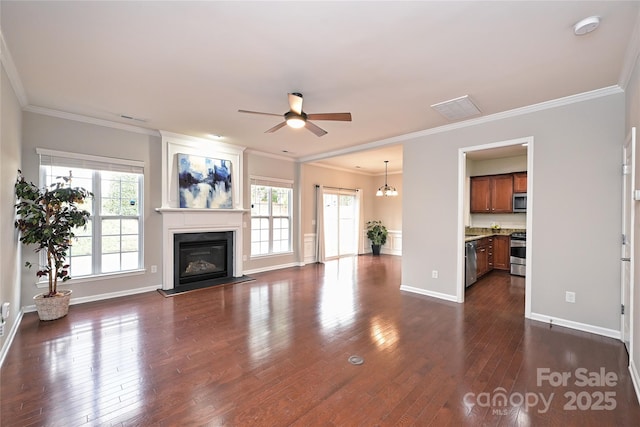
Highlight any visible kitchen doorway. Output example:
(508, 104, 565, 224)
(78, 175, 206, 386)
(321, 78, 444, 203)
(457, 136, 533, 318)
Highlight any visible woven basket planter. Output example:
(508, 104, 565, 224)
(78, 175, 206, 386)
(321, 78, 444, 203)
(33, 289, 72, 321)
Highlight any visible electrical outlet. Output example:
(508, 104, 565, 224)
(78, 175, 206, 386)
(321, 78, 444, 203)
(1, 302, 9, 319)
(150, 265, 157, 274)
(432, 270, 438, 279)
(565, 291, 576, 303)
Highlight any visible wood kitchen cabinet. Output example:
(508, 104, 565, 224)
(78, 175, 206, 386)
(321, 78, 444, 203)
(493, 235, 510, 270)
(470, 176, 491, 213)
(490, 175, 514, 212)
(476, 237, 491, 277)
(513, 172, 527, 193)
(470, 174, 513, 213)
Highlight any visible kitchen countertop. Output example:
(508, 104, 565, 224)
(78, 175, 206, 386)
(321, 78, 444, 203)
(464, 227, 525, 242)
(465, 234, 492, 242)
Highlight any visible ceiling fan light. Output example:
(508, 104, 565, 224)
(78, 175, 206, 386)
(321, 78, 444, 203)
(286, 116, 306, 129)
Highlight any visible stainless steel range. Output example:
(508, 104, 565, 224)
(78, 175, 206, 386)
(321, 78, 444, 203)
(510, 232, 526, 276)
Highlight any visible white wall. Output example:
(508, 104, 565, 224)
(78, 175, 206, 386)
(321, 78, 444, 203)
(403, 91, 624, 332)
(243, 151, 299, 272)
(20, 112, 163, 304)
(625, 12, 640, 397)
(0, 63, 22, 360)
(467, 155, 527, 176)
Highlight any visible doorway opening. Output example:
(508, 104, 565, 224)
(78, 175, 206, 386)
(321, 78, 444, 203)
(457, 136, 533, 318)
(323, 189, 360, 260)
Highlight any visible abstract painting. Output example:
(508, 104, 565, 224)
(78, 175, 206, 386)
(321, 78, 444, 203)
(177, 153, 232, 208)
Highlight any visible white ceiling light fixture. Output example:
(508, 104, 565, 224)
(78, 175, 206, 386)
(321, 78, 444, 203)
(574, 16, 600, 36)
(431, 95, 481, 121)
(285, 111, 307, 129)
(376, 160, 398, 197)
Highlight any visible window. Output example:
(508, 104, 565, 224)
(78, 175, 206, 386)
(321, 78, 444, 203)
(250, 178, 293, 256)
(38, 149, 144, 278)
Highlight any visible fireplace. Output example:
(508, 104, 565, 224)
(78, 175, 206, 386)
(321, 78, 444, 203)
(174, 231, 234, 289)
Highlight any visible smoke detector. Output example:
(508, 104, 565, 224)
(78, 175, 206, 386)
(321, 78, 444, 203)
(574, 16, 600, 36)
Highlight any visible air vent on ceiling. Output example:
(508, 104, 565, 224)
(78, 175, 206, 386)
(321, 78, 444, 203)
(431, 95, 481, 121)
(120, 114, 147, 123)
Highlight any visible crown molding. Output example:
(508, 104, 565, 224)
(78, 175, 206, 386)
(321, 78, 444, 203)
(0, 28, 28, 106)
(159, 130, 246, 152)
(298, 85, 624, 164)
(24, 105, 161, 137)
(304, 161, 377, 176)
(245, 148, 295, 162)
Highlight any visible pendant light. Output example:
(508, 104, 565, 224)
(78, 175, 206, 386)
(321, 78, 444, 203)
(376, 160, 398, 197)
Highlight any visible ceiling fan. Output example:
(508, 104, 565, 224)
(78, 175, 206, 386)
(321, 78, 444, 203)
(238, 92, 352, 137)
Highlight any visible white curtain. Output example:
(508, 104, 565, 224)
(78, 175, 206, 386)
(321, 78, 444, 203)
(355, 189, 363, 254)
(315, 185, 326, 263)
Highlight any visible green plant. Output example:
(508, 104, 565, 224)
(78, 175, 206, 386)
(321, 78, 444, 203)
(366, 220, 388, 246)
(14, 170, 92, 297)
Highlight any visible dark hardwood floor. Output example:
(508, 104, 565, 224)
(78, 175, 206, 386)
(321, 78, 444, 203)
(2, 256, 639, 426)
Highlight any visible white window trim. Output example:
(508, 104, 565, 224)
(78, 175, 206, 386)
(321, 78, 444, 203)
(37, 148, 145, 280)
(250, 177, 294, 258)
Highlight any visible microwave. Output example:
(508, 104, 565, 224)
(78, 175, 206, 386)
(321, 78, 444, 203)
(513, 193, 527, 213)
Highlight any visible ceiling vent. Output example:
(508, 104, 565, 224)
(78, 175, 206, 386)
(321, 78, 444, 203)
(119, 114, 147, 123)
(431, 95, 481, 121)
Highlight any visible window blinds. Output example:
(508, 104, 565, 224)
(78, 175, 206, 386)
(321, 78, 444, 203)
(250, 176, 293, 189)
(37, 148, 144, 174)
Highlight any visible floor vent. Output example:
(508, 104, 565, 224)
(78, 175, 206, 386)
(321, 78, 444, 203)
(348, 355, 364, 365)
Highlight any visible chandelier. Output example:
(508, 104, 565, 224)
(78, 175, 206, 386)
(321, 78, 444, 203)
(376, 160, 398, 197)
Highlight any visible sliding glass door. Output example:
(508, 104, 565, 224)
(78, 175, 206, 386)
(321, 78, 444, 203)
(323, 190, 359, 259)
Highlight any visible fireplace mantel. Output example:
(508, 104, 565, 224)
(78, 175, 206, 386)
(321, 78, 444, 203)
(157, 132, 248, 290)
(157, 207, 246, 290)
(155, 208, 248, 214)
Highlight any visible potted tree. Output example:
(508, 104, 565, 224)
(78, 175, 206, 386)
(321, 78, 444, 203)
(14, 170, 92, 321)
(366, 220, 388, 255)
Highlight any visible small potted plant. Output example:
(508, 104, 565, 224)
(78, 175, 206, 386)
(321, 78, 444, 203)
(366, 220, 388, 255)
(14, 170, 92, 321)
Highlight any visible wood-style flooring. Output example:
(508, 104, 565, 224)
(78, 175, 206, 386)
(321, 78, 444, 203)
(1, 256, 639, 426)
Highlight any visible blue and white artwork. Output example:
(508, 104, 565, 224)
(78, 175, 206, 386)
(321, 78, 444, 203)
(177, 153, 233, 209)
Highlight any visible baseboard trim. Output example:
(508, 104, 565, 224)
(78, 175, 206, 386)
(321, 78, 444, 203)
(0, 308, 24, 369)
(243, 262, 303, 276)
(528, 312, 621, 340)
(23, 285, 161, 313)
(399, 285, 458, 302)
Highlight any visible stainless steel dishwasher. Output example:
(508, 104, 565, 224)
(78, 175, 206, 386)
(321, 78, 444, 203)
(465, 241, 478, 287)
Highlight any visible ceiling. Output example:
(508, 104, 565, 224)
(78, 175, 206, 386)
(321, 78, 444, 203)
(1, 1, 638, 174)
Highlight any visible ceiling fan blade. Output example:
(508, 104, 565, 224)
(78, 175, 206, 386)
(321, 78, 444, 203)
(305, 121, 328, 137)
(306, 112, 352, 122)
(238, 109, 283, 118)
(288, 93, 303, 115)
(265, 121, 287, 133)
